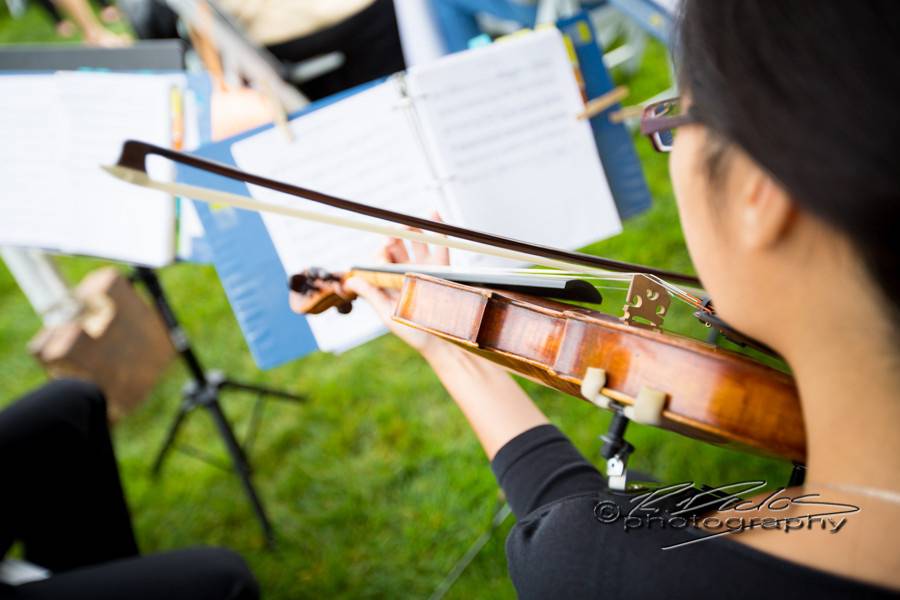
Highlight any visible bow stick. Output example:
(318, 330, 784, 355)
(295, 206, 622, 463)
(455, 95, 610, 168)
(104, 140, 702, 288)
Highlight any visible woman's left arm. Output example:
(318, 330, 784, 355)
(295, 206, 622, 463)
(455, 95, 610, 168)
(344, 257, 548, 461)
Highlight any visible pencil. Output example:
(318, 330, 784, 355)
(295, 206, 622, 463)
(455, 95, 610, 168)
(609, 105, 645, 124)
(577, 85, 629, 120)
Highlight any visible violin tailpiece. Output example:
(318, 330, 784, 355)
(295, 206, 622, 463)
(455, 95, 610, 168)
(621, 274, 671, 330)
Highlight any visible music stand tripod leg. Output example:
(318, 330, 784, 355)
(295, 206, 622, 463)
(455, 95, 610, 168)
(151, 398, 191, 476)
(220, 377, 305, 402)
(428, 494, 512, 600)
(130, 266, 290, 546)
(206, 398, 276, 545)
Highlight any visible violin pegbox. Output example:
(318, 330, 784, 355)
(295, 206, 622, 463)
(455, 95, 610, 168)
(288, 268, 354, 315)
(621, 274, 671, 331)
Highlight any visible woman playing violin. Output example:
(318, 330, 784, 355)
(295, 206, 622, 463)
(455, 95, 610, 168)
(295, 1, 900, 596)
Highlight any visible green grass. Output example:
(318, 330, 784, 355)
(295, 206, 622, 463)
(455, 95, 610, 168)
(0, 7, 790, 598)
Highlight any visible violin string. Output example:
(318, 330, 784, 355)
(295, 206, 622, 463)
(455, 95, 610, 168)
(374, 264, 702, 304)
(517, 268, 707, 309)
(457, 267, 704, 306)
(407, 265, 634, 280)
(381, 264, 707, 311)
(380, 265, 634, 284)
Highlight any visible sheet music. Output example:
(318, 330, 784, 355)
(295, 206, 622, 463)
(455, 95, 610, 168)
(0, 77, 75, 255)
(0, 72, 178, 266)
(53, 72, 177, 264)
(229, 31, 623, 355)
(406, 29, 622, 264)
(231, 81, 446, 353)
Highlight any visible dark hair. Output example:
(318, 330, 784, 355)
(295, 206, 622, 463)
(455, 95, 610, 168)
(676, 1, 899, 321)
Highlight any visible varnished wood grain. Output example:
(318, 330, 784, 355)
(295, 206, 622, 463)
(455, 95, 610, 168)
(394, 275, 806, 462)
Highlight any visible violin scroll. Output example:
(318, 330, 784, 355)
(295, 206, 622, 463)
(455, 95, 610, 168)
(289, 268, 356, 315)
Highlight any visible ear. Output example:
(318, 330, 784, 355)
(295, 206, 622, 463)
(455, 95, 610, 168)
(735, 160, 795, 250)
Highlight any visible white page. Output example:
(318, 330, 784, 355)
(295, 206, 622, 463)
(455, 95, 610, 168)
(406, 29, 622, 266)
(52, 72, 177, 265)
(0, 76, 77, 255)
(231, 80, 446, 353)
(0, 72, 177, 266)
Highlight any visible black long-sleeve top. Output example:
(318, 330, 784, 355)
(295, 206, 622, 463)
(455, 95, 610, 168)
(490, 424, 896, 599)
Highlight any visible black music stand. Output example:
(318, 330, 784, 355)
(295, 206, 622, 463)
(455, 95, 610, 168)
(132, 267, 303, 546)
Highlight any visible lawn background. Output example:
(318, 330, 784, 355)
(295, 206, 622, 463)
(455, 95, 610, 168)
(0, 6, 791, 598)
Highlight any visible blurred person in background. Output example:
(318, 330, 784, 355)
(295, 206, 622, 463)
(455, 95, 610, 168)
(428, 0, 537, 52)
(214, 0, 405, 100)
(114, 0, 178, 40)
(0, 380, 259, 600)
(36, 0, 130, 46)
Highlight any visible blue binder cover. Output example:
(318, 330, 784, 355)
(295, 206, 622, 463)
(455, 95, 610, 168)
(176, 82, 380, 369)
(558, 12, 652, 220)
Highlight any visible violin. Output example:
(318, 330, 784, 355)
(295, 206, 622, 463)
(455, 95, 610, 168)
(105, 140, 806, 463)
(292, 266, 805, 463)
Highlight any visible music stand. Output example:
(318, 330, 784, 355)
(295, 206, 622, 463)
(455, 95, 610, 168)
(0, 42, 303, 545)
(132, 267, 302, 546)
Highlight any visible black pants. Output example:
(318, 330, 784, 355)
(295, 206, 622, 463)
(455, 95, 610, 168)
(116, 0, 179, 41)
(266, 0, 407, 100)
(0, 380, 258, 600)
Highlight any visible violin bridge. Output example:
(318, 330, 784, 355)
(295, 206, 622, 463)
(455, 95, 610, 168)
(621, 274, 671, 331)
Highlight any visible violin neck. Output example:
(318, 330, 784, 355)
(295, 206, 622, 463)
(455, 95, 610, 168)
(345, 269, 407, 291)
(293, 266, 605, 316)
(348, 265, 604, 304)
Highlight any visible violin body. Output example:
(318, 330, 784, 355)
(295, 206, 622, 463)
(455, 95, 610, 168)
(394, 274, 805, 462)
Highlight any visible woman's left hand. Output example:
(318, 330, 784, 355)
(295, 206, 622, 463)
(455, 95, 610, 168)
(344, 224, 449, 355)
